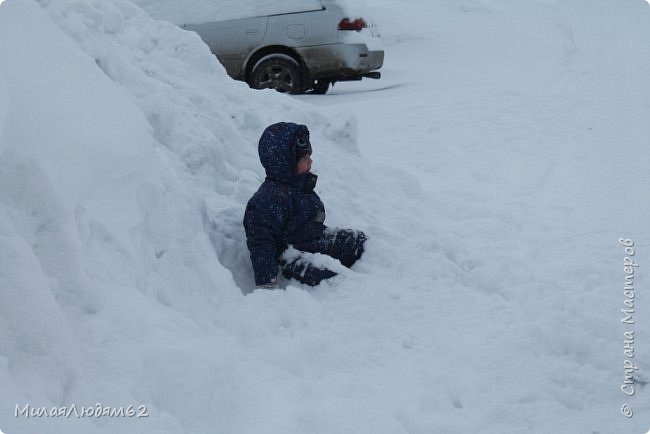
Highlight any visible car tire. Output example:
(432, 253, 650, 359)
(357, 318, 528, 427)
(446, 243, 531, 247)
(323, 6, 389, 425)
(250, 54, 304, 94)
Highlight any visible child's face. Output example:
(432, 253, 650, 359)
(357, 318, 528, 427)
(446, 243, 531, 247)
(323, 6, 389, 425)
(296, 154, 312, 174)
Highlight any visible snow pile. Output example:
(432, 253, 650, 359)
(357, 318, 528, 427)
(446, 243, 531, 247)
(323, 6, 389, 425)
(0, 0, 356, 433)
(1, 0, 650, 433)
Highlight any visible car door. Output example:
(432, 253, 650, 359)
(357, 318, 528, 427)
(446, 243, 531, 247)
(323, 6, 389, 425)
(184, 17, 268, 79)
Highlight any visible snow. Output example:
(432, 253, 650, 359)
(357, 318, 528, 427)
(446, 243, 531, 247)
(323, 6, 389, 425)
(1, 0, 650, 433)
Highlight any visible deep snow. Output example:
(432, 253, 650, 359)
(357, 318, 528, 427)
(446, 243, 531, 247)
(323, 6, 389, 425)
(1, 0, 650, 433)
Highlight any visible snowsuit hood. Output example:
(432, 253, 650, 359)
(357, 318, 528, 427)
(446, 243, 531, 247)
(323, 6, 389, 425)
(258, 122, 312, 185)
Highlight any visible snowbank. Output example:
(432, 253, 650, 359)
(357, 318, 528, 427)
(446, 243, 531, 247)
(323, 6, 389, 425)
(0, 0, 357, 433)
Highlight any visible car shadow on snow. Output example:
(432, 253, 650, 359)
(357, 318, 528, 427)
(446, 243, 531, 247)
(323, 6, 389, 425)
(299, 82, 409, 97)
(340, 82, 407, 93)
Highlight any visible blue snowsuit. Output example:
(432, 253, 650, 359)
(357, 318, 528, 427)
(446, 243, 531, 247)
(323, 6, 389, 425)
(243, 122, 366, 287)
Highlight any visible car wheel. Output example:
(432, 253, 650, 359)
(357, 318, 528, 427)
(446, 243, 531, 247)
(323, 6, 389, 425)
(311, 80, 330, 95)
(250, 54, 304, 94)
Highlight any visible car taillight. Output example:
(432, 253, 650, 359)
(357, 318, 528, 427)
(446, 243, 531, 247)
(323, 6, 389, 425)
(337, 18, 367, 31)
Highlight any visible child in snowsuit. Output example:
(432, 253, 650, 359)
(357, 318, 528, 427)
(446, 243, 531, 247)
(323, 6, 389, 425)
(243, 122, 367, 289)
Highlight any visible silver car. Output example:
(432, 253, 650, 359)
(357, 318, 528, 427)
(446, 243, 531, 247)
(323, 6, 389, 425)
(177, 0, 384, 94)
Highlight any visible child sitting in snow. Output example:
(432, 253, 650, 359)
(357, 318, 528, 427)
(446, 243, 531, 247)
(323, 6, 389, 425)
(243, 122, 367, 289)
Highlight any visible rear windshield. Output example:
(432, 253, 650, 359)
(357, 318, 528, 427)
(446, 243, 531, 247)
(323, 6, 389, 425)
(133, 0, 324, 25)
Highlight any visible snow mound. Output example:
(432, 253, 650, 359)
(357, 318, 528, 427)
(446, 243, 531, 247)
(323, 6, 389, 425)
(0, 0, 358, 433)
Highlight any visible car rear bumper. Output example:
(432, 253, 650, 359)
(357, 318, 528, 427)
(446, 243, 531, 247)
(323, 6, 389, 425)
(296, 43, 384, 81)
